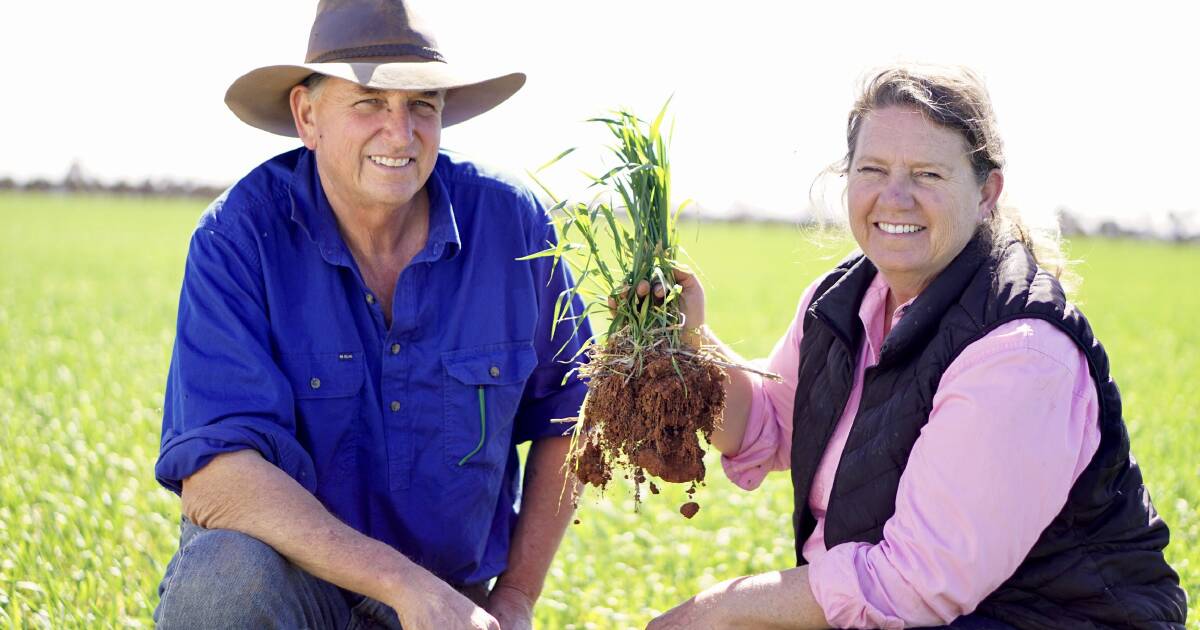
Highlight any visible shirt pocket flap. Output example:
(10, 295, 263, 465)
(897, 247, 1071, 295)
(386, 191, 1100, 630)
(280, 352, 365, 399)
(442, 343, 537, 387)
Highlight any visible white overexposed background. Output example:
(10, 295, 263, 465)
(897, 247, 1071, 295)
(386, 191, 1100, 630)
(2, 0, 1197, 227)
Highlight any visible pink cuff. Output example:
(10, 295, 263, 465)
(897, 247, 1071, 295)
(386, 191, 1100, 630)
(808, 542, 905, 630)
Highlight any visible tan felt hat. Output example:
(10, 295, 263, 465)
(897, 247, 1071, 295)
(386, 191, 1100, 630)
(225, 0, 526, 137)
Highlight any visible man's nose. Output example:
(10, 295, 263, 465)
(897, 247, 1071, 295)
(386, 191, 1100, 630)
(382, 105, 415, 143)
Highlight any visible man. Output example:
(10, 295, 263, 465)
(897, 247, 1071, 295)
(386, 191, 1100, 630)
(153, 2, 589, 628)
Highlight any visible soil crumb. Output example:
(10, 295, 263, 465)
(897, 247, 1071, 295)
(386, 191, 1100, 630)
(679, 502, 700, 519)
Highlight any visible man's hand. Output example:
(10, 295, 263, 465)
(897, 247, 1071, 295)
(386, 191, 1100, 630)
(486, 583, 535, 630)
(392, 575, 500, 630)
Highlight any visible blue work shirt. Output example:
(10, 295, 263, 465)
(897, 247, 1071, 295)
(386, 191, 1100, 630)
(155, 147, 590, 586)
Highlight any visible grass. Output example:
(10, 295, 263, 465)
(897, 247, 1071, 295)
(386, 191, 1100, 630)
(0, 191, 1196, 628)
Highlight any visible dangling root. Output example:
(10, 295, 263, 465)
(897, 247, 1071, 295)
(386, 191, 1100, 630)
(564, 332, 727, 500)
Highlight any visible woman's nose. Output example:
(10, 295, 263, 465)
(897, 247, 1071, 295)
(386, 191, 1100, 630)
(881, 175, 916, 209)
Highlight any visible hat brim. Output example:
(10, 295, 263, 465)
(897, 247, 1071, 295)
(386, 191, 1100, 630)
(225, 62, 526, 137)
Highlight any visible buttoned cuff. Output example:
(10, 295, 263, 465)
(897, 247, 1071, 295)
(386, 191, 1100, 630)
(808, 541, 905, 630)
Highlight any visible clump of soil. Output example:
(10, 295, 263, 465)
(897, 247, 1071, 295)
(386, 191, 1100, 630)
(566, 340, 726, 508)
(679, 502, 700, 519)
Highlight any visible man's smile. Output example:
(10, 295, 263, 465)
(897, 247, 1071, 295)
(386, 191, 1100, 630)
(368, 155, 413, 168)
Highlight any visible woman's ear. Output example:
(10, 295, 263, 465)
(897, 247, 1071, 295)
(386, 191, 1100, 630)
(979, 169, 1005, 218)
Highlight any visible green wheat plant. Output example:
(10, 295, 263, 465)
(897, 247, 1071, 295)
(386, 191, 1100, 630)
(524, 99, 692, 372)
(522, 100, 739, 498)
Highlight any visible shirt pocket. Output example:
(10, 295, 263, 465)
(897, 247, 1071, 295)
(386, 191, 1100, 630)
(279, 352, 365, 487)
(442, 342, 537, 475)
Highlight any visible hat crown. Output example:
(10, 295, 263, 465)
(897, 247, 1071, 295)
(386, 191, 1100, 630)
(306, 0, 444, 64)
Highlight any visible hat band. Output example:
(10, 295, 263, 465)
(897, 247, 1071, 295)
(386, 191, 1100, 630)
(310, 43, 445, 64)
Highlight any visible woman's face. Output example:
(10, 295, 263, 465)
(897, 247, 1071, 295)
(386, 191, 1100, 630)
(847, 106, 1002, 300)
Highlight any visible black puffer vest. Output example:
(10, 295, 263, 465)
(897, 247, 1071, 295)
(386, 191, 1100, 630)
(790, 236, 1187, 628)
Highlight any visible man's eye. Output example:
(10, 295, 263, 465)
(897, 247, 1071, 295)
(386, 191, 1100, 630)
(412, 100, 437, 111)
(916, 171, 942, 180)
(856, 166, 884, 174)
(354, 99, 383, 107)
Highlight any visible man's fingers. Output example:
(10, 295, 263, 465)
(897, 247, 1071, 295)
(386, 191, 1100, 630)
(653, 283, 666, 299)
(636, 279, 651, 297)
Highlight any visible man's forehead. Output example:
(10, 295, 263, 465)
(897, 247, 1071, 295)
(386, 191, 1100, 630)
(356, 85, 441, 98)
(334, 79, 442, 99)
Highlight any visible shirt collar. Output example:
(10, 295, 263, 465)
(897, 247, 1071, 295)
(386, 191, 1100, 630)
(418, 156, 462, 263)
(287, 149, 462, 267)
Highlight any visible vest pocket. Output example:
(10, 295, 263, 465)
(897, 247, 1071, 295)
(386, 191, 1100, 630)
(441, 342, 537, 474)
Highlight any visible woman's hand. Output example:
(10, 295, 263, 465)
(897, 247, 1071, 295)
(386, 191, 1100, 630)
(611, 268, 707, 344)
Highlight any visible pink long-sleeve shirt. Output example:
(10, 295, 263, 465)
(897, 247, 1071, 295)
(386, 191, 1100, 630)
(722, 271, 1101, 628)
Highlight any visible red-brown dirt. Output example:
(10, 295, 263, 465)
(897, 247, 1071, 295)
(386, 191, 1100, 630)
(567, 346, 726, 504)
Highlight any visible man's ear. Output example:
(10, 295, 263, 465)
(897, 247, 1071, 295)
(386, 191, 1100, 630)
(290, 85, 319, 150)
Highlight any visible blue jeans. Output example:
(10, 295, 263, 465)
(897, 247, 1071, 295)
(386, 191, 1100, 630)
(154, 519, 410, 629)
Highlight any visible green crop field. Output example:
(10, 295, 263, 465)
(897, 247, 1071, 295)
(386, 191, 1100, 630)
(1, 191, 1196, 628)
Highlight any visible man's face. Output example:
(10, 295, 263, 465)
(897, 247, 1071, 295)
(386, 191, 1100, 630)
(292, 76, 444, 214)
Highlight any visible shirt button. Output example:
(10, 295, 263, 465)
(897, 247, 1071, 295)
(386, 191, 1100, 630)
(390, 400, 401, 412)
(489, 366, 500, 378)
(309, 377, 321, 389)
(365, 293, 376, 305)
(390, 343, 401, 355)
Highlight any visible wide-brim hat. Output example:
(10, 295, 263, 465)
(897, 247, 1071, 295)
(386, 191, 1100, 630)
(225, 0, 526, 137)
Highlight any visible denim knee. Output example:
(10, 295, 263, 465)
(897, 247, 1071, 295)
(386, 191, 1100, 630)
(155, 523, 347, 629)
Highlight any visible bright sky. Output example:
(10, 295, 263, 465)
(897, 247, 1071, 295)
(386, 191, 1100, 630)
(4, 1, 1198, 223)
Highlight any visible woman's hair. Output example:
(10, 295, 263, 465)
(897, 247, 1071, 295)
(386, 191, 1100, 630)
(837, 64, 1073, 286)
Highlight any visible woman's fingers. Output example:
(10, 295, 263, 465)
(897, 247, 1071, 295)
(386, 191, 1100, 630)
(610, 271, 695, 317)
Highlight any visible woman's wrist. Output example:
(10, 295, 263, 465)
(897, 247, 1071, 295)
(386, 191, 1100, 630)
(682, 323, 711, 349)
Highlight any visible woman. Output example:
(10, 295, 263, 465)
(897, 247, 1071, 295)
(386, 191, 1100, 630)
(646, 66, 1187, 629)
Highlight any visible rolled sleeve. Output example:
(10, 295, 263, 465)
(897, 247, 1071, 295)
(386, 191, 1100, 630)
(156, 416, 316, 494)
(155, 226, 315, 493)
(808, 541, 906, 629)
(511, 215, 592, 444)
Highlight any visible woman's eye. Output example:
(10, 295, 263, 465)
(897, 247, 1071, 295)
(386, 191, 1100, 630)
(857, 166, 884, 174)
